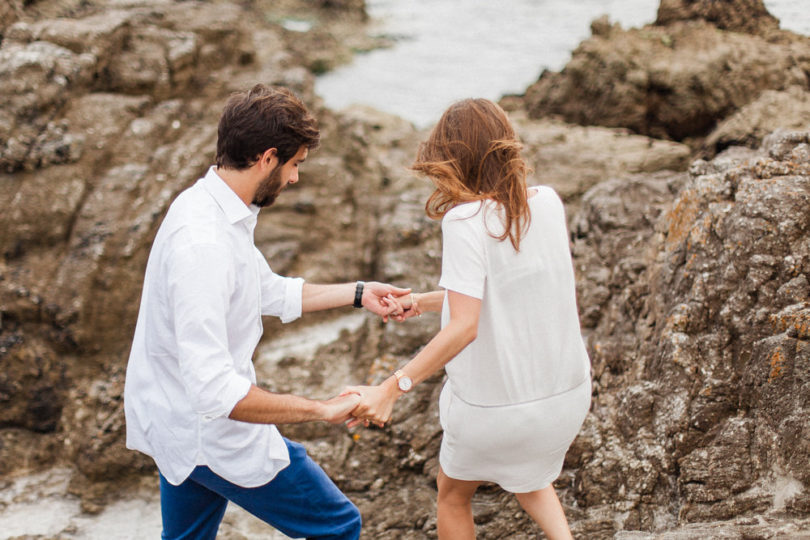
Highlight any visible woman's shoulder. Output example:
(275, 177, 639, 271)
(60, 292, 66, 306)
(528, 184, 560, 199)
(528, 185, 564, 208)
(443, 200, 485, 222)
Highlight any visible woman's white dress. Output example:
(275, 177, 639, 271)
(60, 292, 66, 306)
(437, 186, 591, 493)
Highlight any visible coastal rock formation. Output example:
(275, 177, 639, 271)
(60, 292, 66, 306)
(0, 0, 370, 502)
(518, 0, 810, 142)
(2, 0, 810, 538)
(655, 0, 779, 35)
(704, 85, 810, 154)
(508, 111, 690, 214)
(569, 130, 810, 533)
(321, 129, 810, 538)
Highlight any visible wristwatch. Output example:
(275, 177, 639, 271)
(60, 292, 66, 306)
(353, 281, 364, 308)
(394, 369, 413, 392)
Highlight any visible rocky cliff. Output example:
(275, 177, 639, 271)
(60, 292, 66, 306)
(518, 0, 810, 147)
(567, 131, 810, 537)
(0, 0, 381, 512)
(1, 0, 809, 538)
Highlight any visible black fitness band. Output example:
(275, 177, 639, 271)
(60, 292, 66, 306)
(353, 281, 364, 308)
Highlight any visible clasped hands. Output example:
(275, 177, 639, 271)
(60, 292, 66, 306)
(323, 284, 421, 428)
(360, 281, 422, 323)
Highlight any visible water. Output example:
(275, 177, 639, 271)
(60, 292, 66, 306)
(315, 0, 810, 128)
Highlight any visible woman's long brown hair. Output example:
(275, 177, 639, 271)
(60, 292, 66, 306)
(411, 98, 531, 251)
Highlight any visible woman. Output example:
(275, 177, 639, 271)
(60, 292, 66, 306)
(347, 98, 591, 539)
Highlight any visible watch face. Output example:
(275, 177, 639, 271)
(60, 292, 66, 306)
(398, 376, 413, 392)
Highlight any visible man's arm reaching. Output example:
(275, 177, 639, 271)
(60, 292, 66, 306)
(301, 281, 411, 321)
(229, 385, 360, 425)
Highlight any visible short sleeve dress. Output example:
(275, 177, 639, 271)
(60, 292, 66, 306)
(437, 186, 591, 493)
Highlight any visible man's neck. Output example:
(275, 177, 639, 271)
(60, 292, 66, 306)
(215, 166, 256, 207)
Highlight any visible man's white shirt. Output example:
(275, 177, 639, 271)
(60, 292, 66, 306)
(124, 166, 304, 486)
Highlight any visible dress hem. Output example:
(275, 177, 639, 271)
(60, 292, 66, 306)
(439, 454, 560, 494)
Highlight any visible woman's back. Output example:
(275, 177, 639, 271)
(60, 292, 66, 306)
(439, 186, 590, 406)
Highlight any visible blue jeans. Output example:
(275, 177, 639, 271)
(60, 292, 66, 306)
(159, 438, 361, 540)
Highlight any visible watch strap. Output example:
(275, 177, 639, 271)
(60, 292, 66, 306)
(353, 281, 364, 308)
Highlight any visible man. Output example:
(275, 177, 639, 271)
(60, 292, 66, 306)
(124, 84, 409, 539)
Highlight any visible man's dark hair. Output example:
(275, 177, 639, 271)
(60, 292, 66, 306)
(216, 84, 320, 170)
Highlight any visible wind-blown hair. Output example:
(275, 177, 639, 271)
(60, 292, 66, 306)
(411, 98, 531, 251)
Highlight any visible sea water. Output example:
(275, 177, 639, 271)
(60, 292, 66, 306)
(314, 0, 810, 128)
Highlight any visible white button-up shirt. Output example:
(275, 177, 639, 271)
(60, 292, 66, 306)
(124, 166, 304, 487)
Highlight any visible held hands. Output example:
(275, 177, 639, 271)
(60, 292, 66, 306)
(362, 282, 422, 323)
(320, 392, 362, 424)
(343, 377, 401, 428)
(343, 283, 424, 427)
(384, 291, 422, 323)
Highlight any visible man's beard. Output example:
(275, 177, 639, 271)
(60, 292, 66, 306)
(252, 165, 284, 207)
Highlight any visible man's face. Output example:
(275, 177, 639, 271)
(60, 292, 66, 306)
(252, 145, 308, 207)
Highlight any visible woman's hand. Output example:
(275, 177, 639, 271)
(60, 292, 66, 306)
(344, 378, 400, 428)
(382, 292, 423, 322)
(362, 282, 411, 322)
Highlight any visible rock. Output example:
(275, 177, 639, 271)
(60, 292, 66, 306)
(101, 26, 193, 98)
(614, 514, 810, 539)
(0, 0, 353, 504)
(5, 10, 132, 60)
(655, 0, 780, 35)
(0, 40, 96, 172)
(0, 333, 65, 433)
(316, 0, 367, 14)
(511, 111, 690, 207)
(569, 130, 810, 533)
(590, 15, 618, 38)
(705, 86, 810, 154)
(0, 3, 265, 173)
(2, 0, 810, 538)
(519, 18, 810, 141)
(0, 1, 22, 36)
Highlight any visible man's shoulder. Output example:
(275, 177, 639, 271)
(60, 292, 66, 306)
(160, 183, 226, 246)
(169, 180, 215, 213)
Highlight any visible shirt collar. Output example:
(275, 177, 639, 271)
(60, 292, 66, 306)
(200, 166, 260, 225)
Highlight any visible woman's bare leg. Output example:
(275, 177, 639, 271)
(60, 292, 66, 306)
(436, 467, 482, 540)
(515, 485, 573, 540)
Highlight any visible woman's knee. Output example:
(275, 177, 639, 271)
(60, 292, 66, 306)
(436, 469, 481, 505)
(437, 481, 477, 506)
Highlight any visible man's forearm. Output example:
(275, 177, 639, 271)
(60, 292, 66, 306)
(301, 282, 356, 313)
(229, 385, 325, 424)
(301, 280, 410, 319)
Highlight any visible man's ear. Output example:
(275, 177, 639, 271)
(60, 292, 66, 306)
(261, 147, 278, 169)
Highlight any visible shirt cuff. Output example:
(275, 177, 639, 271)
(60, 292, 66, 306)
(280, 277, 305, 323)
(202, 375, 252, 422)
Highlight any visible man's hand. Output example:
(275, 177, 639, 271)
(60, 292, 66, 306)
(362, 282, 411, 322)
(343, 378, 400, 428)
(320, 392, 361, 424)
